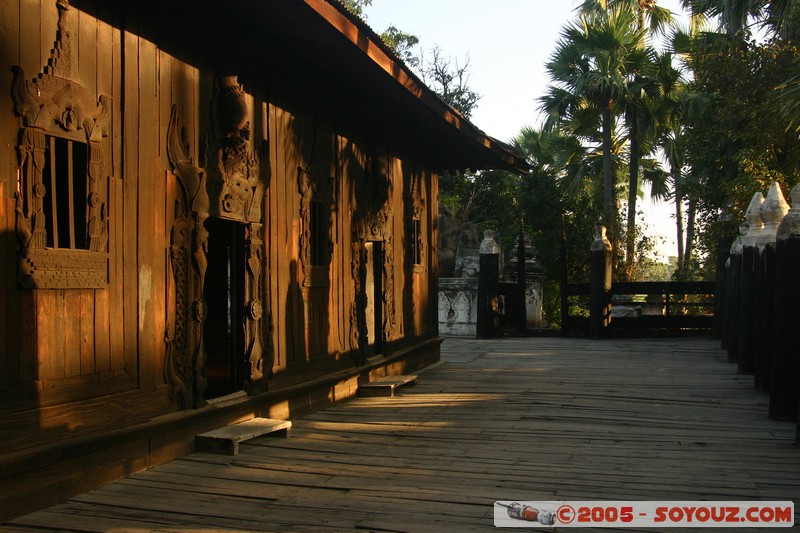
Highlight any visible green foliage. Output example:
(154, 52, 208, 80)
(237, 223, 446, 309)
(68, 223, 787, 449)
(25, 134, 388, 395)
(380, 26, 420, 69)
(341, 0, 372, 17)
(685, 36, 800, 272)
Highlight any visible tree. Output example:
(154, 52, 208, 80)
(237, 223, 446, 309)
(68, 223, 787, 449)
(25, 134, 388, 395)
(418, 46, 481, 118)
(380, 26, 420, 69)
(541, 4, 652, 249)
(683, 35, 800, 275)
(514, 127, 602, 325)
(652, 49, 708, 277)
(580, 0, 674, 280)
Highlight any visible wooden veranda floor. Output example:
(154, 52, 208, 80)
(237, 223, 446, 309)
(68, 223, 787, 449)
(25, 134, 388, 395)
(4, 337, 799, 532)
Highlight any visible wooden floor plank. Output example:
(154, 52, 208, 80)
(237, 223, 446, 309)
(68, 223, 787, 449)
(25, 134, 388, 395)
(6, 337, 800, 531)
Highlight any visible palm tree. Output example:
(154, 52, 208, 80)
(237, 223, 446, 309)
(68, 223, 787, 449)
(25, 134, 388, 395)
(541, 5, 652, 239)
(580, 0, 673, 278)
(680, 0, 766, 36)
(582, 0, 674, 37)
(648, 41, 711, 275)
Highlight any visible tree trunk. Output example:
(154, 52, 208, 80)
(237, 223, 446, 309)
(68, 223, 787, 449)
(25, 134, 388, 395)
(626, 110, 640, 281)
(601, 101, 615, 234)
(685, 196, 696, 268)
(675, 192, 685, 273)
(673, 168, 684, 274)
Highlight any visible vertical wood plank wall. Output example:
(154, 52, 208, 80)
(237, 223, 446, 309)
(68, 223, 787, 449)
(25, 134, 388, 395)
(0, 0, 22, 396)
(0, 0, 439, 414)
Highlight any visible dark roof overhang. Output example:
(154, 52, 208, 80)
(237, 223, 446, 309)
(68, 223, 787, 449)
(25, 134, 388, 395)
(70, 0, 529, 173)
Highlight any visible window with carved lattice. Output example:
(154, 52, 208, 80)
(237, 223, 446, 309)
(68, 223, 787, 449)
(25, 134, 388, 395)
(40, 135, 91, 250)
(298, 167, 333, 287)
(11, 2, 111, 290)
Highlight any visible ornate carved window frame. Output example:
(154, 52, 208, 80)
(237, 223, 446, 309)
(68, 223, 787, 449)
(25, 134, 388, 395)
(11, 0, 110, 289)
(298, 166, 333, 288)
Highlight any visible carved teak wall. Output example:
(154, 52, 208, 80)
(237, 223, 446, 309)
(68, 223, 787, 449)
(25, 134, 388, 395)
(3, 0, 437, 414)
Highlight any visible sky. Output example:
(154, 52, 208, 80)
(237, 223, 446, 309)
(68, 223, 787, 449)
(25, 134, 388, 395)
(364, 0, 689, 260)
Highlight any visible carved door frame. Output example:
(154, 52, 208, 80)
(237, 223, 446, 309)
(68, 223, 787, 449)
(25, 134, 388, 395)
(164, 75, 269, 409)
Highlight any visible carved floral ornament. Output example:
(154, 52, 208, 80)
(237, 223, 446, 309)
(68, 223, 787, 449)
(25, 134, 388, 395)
(12, 0, 111, 289)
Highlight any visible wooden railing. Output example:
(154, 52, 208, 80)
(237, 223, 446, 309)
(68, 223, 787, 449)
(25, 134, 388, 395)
(562, 280, 715, 335)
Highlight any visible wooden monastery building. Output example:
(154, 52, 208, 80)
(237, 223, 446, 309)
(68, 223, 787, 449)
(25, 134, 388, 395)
(0, 0, 524, 519)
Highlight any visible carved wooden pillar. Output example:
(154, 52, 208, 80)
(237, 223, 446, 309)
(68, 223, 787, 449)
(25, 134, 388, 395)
(589, 226, 613, 339)
(166, 107, 211, 409)
(16, 129, 47, 249)
(349, 239, 366, 366)
(754, 183, 788, 392)
(87, 140, 108, 252)
(382, 233, 396, 349)
(245, 223, 266, 392)
(738, 192, 764, 375)
(769, 185, 800, 422)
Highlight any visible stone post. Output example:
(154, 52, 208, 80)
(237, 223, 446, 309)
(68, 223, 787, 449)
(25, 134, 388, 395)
(754, 183, 789, 391)
(769, 184, 800, 422)
(737, 192, 764, 375)
(589, 226, 613, 339)
(477, 230, 500, 339)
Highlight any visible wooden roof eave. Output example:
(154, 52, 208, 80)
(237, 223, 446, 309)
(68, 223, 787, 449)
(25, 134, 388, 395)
(301, 0, 529, 174)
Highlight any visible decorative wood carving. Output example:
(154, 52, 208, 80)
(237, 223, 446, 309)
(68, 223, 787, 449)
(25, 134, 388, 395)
(350, 242, 366, 365)
(350, 152, 396, 359)
(298, 165, 334, 287)
(11, 0, 110, 289)
(165, 106, 210, 409)
(206, 76, 264, 223)
(15, 129, 47, 250)
(165, 77, 271, 407)
(244, 222, 268, 391)
(408, 171, 426, 268)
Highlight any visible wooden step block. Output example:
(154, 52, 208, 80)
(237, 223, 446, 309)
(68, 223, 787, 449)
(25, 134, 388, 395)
(196, 418, 292, 455)
(359, 375, 417, 397)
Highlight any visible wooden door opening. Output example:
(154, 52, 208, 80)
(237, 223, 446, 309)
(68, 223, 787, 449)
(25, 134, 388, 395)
(363, 241, 384, 357)
(203, 218, 246, 399)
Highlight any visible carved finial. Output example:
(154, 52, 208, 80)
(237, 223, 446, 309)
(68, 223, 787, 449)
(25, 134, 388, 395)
(44, 0, 72, 78)
(757, 182, 789, 248)
(590, 225, 612, 252)
(741, 192, 764, 247)
(777, 184, 800, 241)
(479, 230, 500, 254)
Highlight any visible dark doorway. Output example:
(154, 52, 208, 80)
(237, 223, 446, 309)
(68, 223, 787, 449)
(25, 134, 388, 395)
(363, 241, 384, 358)
(203, 217, 246, 399)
